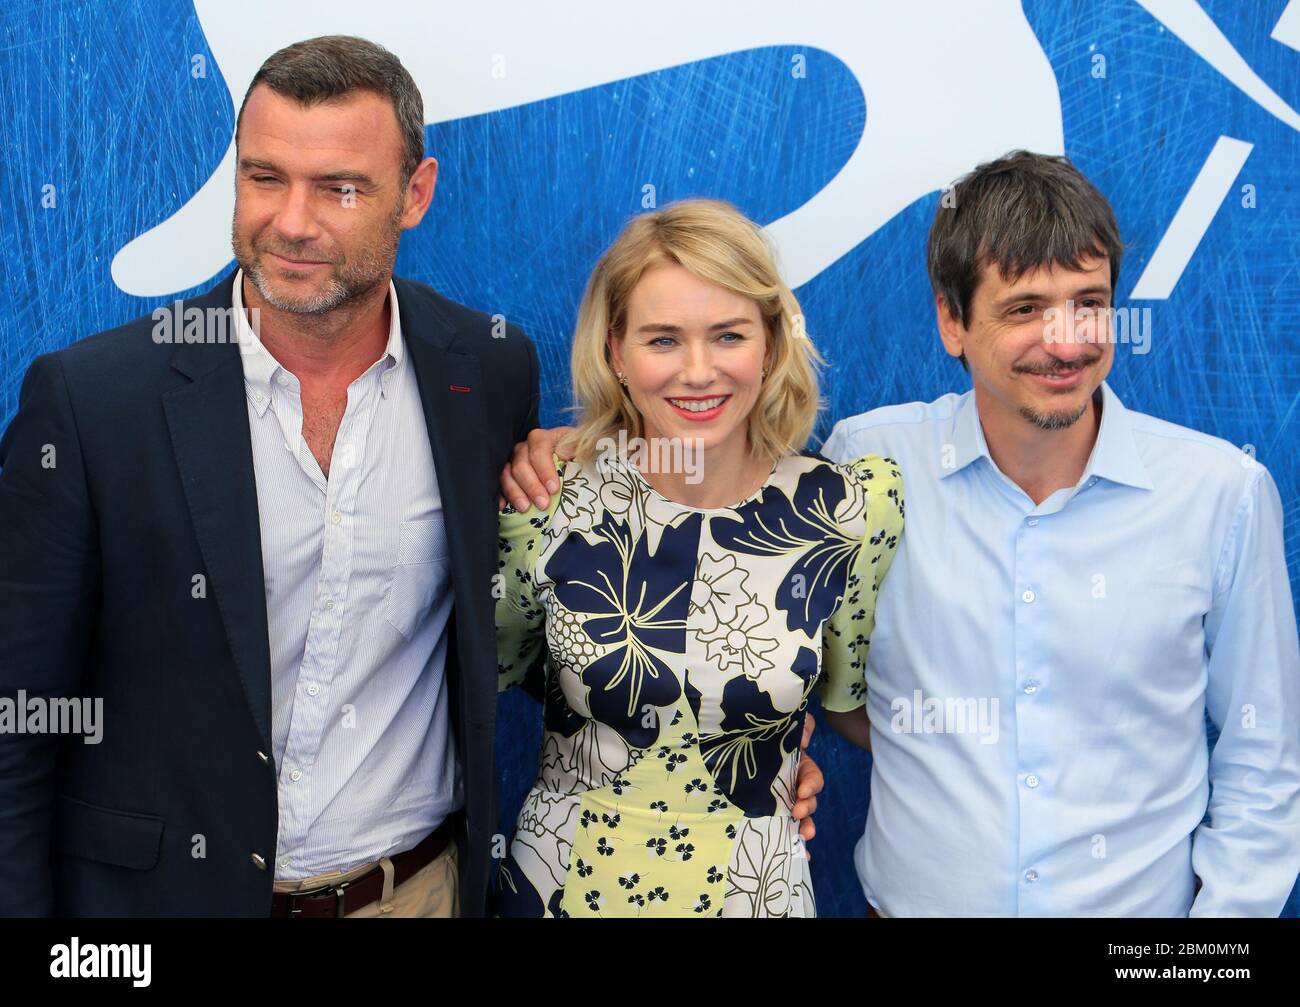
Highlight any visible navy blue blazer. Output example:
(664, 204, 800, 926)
(0, 269, 539, 916)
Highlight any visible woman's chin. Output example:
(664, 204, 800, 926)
(640, 423, 718, 460)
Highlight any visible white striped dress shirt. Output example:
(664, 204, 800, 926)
(233, 270, 460, 880)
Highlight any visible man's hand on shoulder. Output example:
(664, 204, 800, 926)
(498, 426, 576, 512)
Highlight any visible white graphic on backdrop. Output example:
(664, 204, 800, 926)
(1274, 0, 1300, 52)
(1128, 1, 1300, 298)
(109, 0, 1299, 300)
(110, 0, 1062, 297)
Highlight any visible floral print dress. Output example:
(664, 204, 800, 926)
(494, 451, 903, 917)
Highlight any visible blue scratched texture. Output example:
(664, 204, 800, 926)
(0, 0, 1295, 916)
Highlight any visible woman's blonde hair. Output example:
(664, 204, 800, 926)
(567, 198, 823, 464)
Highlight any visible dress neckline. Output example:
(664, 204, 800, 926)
(621, 453, 786, 514)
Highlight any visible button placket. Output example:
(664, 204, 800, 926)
(276, 370, 388, 860)
(1012, 507, 1050, 913)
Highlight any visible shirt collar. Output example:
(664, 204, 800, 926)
(232, 268, 404, 416)
(940, 388, 988, 479)
(939, 380, 1153, 491)
(1080, 381, 1154, 491)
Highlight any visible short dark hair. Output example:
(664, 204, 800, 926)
(235, 35, 425, 185)
(927, 150, 1124, 341)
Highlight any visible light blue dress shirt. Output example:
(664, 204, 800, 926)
(822, 382, 1300, 916)
(234, 271, 460, 880)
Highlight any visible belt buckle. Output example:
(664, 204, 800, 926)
(287, 878, 353, 918)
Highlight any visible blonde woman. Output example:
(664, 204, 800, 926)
(494, 199, 902, 917)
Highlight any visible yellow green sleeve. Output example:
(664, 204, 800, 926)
(817, 454, 904, 713)
(495, 457, 565, 693)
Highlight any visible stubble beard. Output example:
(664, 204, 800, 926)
(232, 198, 404, 317)
(1018, 400, 1090, 431)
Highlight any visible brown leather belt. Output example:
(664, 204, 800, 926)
(270, 819, 454, 918)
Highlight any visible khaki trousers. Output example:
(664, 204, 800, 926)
(271, 840, 459, 918)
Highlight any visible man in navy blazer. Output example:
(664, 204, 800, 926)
(0, 36, 537, 917)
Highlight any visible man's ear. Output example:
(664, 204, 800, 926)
(399, 157, 439, 230)
(935, 294, 967, 361)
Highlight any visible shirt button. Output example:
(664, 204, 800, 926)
(324, 599, 336, 611)
(1023, 681, 1039, 695)
(1025, 774, 1040, 789)
(1026, 517, 1039, 527)
(289, 769, 302, 782)
(251, 853, 267, 870)
(306, 683, 320, 697)
(1024, 869, 1039, 883)
(330, 511, 342, 525)
(1021, 589, 1036, 603)
(279, 858, 289, 869)
(276, 374, 289, 386)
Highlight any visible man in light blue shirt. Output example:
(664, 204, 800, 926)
(821, 150, 1300, 916)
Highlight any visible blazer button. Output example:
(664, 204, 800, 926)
(251, 853, 267, 870)
(256, 751, 269, 763)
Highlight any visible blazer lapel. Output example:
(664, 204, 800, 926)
(398, 287, 494, 725)
(162, 272, 274, 752)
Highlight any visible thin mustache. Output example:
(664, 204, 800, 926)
(258, 244, 339, 264)
(1015, 356, 1101, 375)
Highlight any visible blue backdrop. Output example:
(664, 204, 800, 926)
(1, 0, 1297, 916)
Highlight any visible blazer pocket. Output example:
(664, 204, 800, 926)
(54, 795, 164, 870)
(385, 518, 450, 640)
